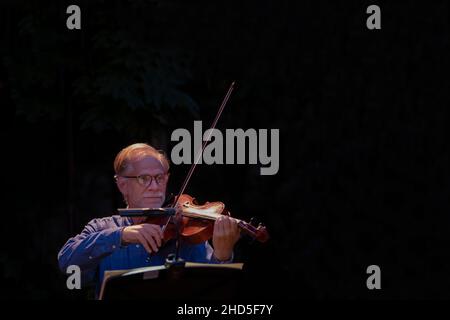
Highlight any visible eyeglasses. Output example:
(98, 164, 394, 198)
(115, 173, 168, 187)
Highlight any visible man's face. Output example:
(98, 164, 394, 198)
(117, 156, 168, 208)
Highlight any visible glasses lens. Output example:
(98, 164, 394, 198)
(137, 175, 151, 186)
(155, 174, 166, 184)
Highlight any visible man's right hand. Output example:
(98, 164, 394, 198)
(121, 224, 163, 254)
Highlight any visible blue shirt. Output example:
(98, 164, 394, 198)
(57, 215, 232, 291)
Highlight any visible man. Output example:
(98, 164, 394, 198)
(58, 143, 240, 291)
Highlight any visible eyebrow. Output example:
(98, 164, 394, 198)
(133, 172, 165, 176)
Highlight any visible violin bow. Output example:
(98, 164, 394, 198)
(162, 82, 235, 231)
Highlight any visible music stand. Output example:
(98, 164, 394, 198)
(99, 259, 244, 300)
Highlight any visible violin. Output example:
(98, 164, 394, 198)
(141, 194, 269, 245)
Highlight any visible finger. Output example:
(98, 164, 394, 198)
(143, 223, 163, 239)
(157, 225, 164, 240)
(152, 224, 164, 242)
(215, 216, 224, 238)
(224, 217, 233, 235)
(158, 226, 164, 243)
(213, 216, 220, 234)
(144, 224, 162, 244)
(146, 224, 163, 247)
(231, 218, 239, 235)
(141, 229, 159, 252)
(137, 234, 152, 254)
(218, 217, 227, 236)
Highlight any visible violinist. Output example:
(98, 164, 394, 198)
(57, 143, 240, 290)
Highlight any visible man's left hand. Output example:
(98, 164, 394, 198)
(212, 215, 240, 261)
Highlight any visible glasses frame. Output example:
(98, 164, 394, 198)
(115, 173, 169, 187)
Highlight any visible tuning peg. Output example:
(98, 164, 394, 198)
(249, 217, 257, 226)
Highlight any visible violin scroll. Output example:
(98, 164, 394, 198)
(237, 217, 269, 243)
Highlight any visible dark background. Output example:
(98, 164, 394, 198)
(1, 0, 449, 299)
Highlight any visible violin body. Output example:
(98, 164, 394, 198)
(176, 194, 227, 244)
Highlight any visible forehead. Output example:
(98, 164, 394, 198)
(127, 156, 165, 174)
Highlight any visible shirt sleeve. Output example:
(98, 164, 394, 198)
(57, 218, 125, 283)
(189, 241, 234, 264)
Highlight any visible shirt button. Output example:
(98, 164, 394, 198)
(89, 256, 93, 260)
(136, 245, 140, 248)
(112, 245, 116, 249)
